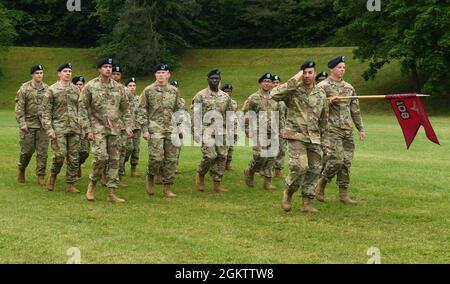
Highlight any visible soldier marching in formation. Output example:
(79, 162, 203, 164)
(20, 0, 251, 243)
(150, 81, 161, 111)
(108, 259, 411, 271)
(15, 56, 365, 214)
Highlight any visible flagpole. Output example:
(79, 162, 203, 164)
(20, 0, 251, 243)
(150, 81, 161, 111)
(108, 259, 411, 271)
(330, 94, 431, 100)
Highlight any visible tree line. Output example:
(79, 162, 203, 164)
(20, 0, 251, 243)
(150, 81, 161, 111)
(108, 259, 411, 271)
(0, 0, 448, 95)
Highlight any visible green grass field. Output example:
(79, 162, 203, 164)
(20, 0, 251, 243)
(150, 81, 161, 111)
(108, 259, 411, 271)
(2, 46, 448, 113)
(0, 110, 448, 264)
(0, 47, 448, 264)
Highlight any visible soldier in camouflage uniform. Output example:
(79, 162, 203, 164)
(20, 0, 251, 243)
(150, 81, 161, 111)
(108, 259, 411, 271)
(111, 65, 134, 187)
(15, 65, 49, 186)
(139, 64, 186, 198)
(272, 75, 288, 178)
(243, 73, 280, 190)
(72, 76, 90, 178)
(171, 80, 184, 175)
(271, 61, 328, 214)
(79, 58, 133, 203)
(315, 56, 366, 205)
(41, 63, 81, 193)
(124, 77, 142, 177)
(192, 69, 233, 193)
(222, 84, 239, 171)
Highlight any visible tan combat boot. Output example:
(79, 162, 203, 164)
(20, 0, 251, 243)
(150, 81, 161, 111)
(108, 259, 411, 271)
(107, 188, 125, 204)
(86, 181, 96, 201)
(339, 188, 358, 205)
(130, 165, 137, 177)
(244, 168, 255, 188)
(163, 184, 177, 198)
(37, 176, 46, 186)
(281, 189, 293, 212)
(118, 176, 127, 188)
(46, 174, 57, 191)
(315, 177, 327, 202)
(213, 181, 228, 193)
(17, 169, 26, 183)
(300, 197, 319, 214)
(225, 161, 232, 171)
(274, 169, 283, 178)
(67, 183, 80, 193)
(155, 175, 163, 185)
(196, 174, 206, 192)
(146, 176, 155, 196)
(264, 177, 276, 190)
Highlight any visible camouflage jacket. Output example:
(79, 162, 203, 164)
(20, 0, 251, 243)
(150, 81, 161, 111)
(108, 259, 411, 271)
(41, 81, 81, 135)
(139, 83, 186, 135)
(242, 89, 280, 135)
(191, 87, 233, 136)
(271, 77, 328, 145)
(79, 76, 132, 136)
(131, 93, 143, 131)
(119, 85, 136, 131)
(15, 80, 49, 129)
(317, 78, 364, 132)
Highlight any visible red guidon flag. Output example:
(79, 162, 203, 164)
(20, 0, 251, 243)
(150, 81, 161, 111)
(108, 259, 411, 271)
(386, 94, 440, 149)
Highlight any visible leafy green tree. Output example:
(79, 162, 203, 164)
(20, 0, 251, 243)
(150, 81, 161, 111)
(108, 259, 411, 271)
(334, 0, 450, 95)
(0, 4, 17, 76)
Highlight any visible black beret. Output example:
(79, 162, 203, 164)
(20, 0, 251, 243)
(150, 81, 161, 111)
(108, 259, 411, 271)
(258, 72, 273, 83)
(154, 63, 170, 72)
(222, 84, 233, 91)
(97, 58, 113, 69)
(300, 61, 316, 71)
(125, 77, 137, 86)
(328, 56, 345, 69)
(57, 62, 72, 72)
(30, 64, 44, 74)
(72, 76, 85, 84)
(170, 80, 179, 87)
(272, 75, 281, 81)
(112, 65, 122, 73)
(315, 72, 328, 81)
(207, 68, 221, 78)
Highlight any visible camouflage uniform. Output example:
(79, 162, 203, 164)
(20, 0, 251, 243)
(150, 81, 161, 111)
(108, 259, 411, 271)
(41, 81, 81, 183)
(139, 83, 186, 184)
(275, 101, 288, 171)
(125, 92, 143, 168)
(226, 99, 239, 164)
(15, 80, 49, 177)
(317, 78, 364, 189)
(271, 77, 328, 198)
(118, 87, 135, 178)
(79, 76, 132, 188)
(242, 89, 280, 178)
(192, 87, 233, 182)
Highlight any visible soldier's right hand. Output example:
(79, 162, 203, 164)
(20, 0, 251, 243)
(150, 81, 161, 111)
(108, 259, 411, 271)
(87, 133, 95, 141)
(143, 132, 150, 141)
(20, 124, 28, 133)
(48, 131, 57, 140)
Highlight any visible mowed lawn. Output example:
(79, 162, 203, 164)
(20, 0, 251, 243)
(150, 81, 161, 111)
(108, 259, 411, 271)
(0, 110, 448, 264)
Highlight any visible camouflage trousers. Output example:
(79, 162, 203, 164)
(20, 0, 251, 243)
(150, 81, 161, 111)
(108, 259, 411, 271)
(321, 128, 355, 189)
(18, 128, 49, 177)
(90, 134, 120, 188)
(226, 135, 238, 162)
(125, 130, 141, 167)
(118, 130, 132, 177)
(274, 137, 287, 170)
(248, 139, 277, 178)
(285, 140, 322, 199)
(198, 135, 228, 182)
(79, 138, 90, 166)
(147, 133, 178, 185)
(49, 133, 80, 183)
